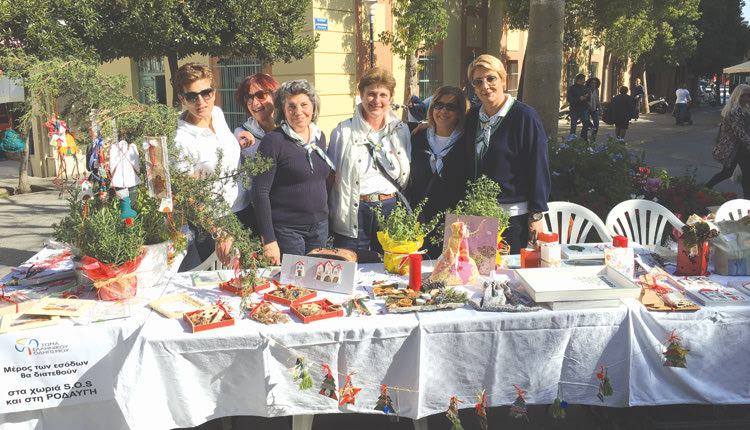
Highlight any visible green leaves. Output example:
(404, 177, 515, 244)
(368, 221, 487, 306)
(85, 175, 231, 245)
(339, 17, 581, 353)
(372, 199, 438, 243)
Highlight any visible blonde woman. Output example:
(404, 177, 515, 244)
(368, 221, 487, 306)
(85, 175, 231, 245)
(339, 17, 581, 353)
(461, 54, 550, 253)
(707, 84, 750, 195)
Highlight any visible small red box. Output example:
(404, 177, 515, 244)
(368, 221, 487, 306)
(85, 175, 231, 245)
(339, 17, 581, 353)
(613, 235, 629, 248)
(264, 285, 317, 307)
(220, 278, 274, 296)
(183, 303, 234, 333)
(520, 248, 540, 268)
(290, 299, 344, 324)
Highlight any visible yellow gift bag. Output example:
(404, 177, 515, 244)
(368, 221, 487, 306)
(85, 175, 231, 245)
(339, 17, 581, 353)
(377, 231, 423, 275)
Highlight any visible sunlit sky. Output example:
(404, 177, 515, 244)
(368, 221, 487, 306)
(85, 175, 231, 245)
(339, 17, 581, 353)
(744, 2, 750, 22)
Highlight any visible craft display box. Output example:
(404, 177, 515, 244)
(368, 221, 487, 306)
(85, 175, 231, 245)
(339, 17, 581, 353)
(263, 285, 317, 307)
(290, 299, 344, 324)
(183, 303, 234, 333)
(220, 278, 274, 297)
(515, 265, 642, 303)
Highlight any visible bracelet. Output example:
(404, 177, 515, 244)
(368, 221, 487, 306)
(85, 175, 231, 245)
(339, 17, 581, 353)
(211, 228, 223, 240)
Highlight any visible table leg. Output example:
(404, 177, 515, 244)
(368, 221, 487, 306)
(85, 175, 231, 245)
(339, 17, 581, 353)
(412, 417, 429, 430)
(292, 414, 315, 430)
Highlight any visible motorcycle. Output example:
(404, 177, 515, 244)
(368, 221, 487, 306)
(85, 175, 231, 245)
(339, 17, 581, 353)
(648, 94, 669, 114)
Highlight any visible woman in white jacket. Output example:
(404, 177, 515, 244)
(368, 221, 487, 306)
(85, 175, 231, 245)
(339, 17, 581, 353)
(327, 68, 411, 252)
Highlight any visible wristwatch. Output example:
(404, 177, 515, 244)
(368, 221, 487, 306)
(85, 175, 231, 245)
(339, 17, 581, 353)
(530, 212, 544, 222)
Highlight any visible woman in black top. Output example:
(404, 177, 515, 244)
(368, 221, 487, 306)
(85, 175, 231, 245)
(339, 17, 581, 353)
(409, 86, 468, 257)
(251, 80, 335, 264)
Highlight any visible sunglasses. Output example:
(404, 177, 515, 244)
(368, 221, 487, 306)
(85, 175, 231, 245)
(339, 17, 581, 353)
(245, 90, 271, 103)
(471, 75, 500, 88)
(181, 88, 214, 103)
(433, 102, 459, 112)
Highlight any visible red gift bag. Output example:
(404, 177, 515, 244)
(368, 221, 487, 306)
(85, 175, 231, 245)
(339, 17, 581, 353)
(79, 251, 146, 301)
(674, 239, 709, 276)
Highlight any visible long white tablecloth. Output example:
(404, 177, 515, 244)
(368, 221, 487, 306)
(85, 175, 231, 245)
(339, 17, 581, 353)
(2, 265, 750, 430)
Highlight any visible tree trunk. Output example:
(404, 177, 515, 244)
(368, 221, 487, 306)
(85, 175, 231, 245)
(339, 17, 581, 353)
(641, 68, 650, 114)
(168, 53, 181, 108)
(404, 49, 420, 104)
(521, 0, 565, 138)
(16, 127, 31, 194)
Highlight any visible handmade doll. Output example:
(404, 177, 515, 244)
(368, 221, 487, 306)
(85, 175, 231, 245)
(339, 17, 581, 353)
(109, 140, 141, 220)
(430, 221, 479, 285)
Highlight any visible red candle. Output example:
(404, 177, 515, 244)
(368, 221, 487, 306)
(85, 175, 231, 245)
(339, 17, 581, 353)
(520, 248, 540, 268)
(408, 253, 422, 291)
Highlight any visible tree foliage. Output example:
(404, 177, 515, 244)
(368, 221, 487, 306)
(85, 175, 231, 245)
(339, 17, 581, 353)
(688, 0, 750, 76)
(0, 0, 317, 104)
(379, 0, 449, 98)
(505, 0, 701, 65)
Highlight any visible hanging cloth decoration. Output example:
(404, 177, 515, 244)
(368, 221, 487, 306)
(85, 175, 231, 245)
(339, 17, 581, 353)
(548, 382, 568, 419)
(280, 121, 335, 173)
(475, 390, 488, 430)
(291, 357, 313, 390)
(445, 396, 464, 430)
(509, 385, 529, 421)
(662, 329, 690, 368)
(596, 364, 614, 401)
(338, 373, 361, 406)
(374, 384, 393, 414)
(0, 129, 25, 153)
(318, 364, 338, 400)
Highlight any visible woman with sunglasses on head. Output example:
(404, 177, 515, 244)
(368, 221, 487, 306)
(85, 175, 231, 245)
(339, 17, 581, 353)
(409, 86, 468, 258)
(173, 62, 249, 269)
(231, 73, 280, 234)
(327, 67, 411, 253)
(251, 80, 334, 265)
(462, 54, 550, 254)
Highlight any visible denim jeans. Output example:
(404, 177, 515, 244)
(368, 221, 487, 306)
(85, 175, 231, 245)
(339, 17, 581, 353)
(333, 196, 397, 253)
(274, 220, 328, 260)
(503, 213, 531, 255)
(570, 109, 590, 137)
(675, 103, 688, 124)
(587, 111, 600, 140)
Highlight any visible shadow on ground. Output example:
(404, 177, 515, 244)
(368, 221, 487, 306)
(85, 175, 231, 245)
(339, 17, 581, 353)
(179, 404, 750, 430)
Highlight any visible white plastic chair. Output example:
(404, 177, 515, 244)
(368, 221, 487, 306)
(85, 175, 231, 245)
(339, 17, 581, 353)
(714, 199, 750, 222)
(191, 251, 230, 271)
(543, 201, 612, 243)
(605, 199, 685, 249)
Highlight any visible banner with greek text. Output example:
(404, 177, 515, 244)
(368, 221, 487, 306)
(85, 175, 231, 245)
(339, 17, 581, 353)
(0, 327, 114, 413)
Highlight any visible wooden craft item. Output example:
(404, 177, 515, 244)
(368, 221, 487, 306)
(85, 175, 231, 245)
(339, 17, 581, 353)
(149, 294, 206, 319)
(0, 314, 61, 333)
(29, 298, 95, 317)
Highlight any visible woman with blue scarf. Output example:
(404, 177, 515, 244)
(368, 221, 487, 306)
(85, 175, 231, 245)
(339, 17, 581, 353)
(409, 86, 468, 257)
(251, 80, 335, 264)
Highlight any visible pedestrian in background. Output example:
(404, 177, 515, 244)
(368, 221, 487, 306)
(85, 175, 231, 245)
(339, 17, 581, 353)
(707, 84, 750, 195)
(611, 86, 636, 142)
(675, 83, 692, 125)
(566, 73, 590, 138)
(585, 77, 602, 141)
(632, 78, 645, 120)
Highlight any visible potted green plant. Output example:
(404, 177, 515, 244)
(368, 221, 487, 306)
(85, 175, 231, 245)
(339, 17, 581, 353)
(374, 200, 439, 274)
(431, 176, 510, 264)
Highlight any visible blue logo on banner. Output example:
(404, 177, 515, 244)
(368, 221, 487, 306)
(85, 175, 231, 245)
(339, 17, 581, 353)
(314, 17, 328, 31)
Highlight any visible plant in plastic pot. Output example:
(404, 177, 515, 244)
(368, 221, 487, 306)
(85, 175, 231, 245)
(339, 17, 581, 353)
(374, 200, 438, 274)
